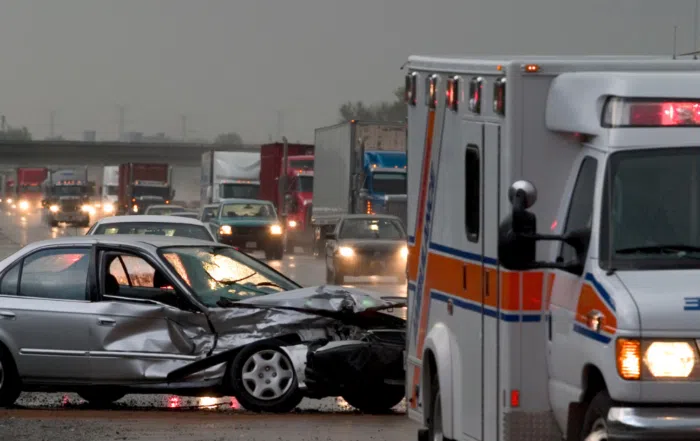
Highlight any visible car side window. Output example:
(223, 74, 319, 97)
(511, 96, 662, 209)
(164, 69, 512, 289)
(0, 265, 20, 296)
(560, 156, 598, 263)
(109, 255, 155, 287)
(19, 248, 90, 300)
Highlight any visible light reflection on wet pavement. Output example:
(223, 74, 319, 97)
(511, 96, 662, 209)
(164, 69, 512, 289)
(0, 208, 408, 413)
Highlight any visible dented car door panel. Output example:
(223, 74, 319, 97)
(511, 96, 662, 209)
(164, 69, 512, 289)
(88, 296, 214, 382)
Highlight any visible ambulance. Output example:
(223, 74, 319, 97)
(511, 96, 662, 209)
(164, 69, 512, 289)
(404, 56, 700, 441)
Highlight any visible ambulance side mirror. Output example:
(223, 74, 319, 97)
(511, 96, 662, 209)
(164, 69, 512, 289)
(498, 181, 539, 270)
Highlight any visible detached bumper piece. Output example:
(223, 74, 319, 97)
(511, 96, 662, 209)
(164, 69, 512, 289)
(607, 406, 700, 441)
(304, 330, 405, 399)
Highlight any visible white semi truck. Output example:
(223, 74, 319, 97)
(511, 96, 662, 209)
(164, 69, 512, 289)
(100, 166, 119, 215)
(201, 150, 261, 206)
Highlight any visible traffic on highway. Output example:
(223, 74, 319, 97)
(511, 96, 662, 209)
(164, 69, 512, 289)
(2, 55, 700, 441)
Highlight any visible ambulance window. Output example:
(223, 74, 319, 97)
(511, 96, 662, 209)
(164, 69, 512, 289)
(465, 145, 480, 242)
(560, 157, 598, 263)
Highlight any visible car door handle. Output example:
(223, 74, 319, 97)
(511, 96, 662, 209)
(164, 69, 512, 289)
(0, 310, 15, 319)
(97, 317, 116, 326)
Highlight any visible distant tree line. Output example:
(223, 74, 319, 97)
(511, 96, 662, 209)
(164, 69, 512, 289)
(338, 86, 406, 122)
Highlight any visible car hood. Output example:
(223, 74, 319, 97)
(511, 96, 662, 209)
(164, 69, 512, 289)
(207, 285, 406, 349)
(616, 270, 700, 333)
(338, 239, 406, 252)
(218, 217, 278, 227)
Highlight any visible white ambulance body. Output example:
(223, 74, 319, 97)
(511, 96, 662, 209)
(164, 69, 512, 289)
(405, 56, 700, 441)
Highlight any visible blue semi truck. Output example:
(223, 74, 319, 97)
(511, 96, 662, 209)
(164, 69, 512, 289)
(311, 120, 407, 255)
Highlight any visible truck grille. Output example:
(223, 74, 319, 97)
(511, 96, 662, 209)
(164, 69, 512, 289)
(231, 226, 265, 238)
(384, 199, 407, 226)
(60, 200, 81, 211)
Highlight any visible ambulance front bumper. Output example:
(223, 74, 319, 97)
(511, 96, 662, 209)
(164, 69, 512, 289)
(607, 406, 700, 440)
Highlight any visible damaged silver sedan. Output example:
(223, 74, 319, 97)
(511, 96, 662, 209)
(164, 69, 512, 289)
(0, 235, 406, 413)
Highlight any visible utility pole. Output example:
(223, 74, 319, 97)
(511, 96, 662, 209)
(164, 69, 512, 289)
(276, 110, 284, 140)
(180, 115, 187, 141)
(117, 105, 126, 141)
(49, 110, 56, 138)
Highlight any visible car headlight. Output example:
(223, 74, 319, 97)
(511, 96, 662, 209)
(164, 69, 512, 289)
(18, 200, 29, 210)
(6, 198, 13, 204)
(288, 220, 297, 228)
(81, 204, 95, 214)
(219, 225, 232, 235)
(270, 224, 283, 235)
(132, 205, 138, 213)
(103, 203, 114, 213)
(49, 205, 59, 213)
(338, 246, 354, 258)
(400, 246, 408, 258)
(617, 338, 697, 380)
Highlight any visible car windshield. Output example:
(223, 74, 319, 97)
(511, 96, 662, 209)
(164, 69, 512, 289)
(54, 185, 88, 196)
(94, 222, 213, 241)
(160, 246, 299, 307)
(339, 218, 405, 240)
(371, 172, 406, 194)
(133, 186, 169, 199)
(220, 183, 259, 199)
(147, 206, 185, 215)
(220, 202, 275, 218)
(600, 147, 700, 269)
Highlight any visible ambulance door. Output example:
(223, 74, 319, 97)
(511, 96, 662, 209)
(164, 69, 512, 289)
(460, 120, 485, 440)
(482, 123, 501, 441)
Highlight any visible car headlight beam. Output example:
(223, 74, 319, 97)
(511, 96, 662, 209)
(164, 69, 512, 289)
(49, 205, 59, 213)
(270, 224, 283, 235)
(338, 246, 354, 258)
(219, 225, 232, 235)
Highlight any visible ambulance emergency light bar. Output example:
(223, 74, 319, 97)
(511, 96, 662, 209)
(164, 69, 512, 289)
(602, 97, 700, 128)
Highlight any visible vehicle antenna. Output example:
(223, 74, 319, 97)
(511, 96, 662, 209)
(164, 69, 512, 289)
(695, 0, 699, 59)
(605, 157, 615, 276)
(673, 26, 678, 59)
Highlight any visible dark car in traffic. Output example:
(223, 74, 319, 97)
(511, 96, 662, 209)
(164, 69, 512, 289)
(324, 214, 408, 284)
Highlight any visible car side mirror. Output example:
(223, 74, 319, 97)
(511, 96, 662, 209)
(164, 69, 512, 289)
(325, 232, 336, 240)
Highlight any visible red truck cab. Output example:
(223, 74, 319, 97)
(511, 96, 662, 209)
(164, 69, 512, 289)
(259, 144, 314, 252)
(16, 168, 49, 212)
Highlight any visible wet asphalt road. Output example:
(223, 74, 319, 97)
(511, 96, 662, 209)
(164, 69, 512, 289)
(0, 207, 416, 440)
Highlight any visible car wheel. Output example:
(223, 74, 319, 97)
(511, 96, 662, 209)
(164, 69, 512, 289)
(0, 345, 21, 407)
(274, 245, 284, 260)
(341, 383, 404, 414)
(78, 389, 125, 407)
(264, 248, 274, 260)
(229, 339, 303, 413)
(580, 390, 612, 441)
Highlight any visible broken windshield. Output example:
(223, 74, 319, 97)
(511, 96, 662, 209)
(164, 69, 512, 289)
(160, 246, 300, 307)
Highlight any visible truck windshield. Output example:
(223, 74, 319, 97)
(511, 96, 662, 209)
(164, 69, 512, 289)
(600, 147, 700, 269)
(104, 185, 118, 196)
(220, 203, 275, 218)
(339, 218, 405, 240)
(18, 185, 42, 193)
(372, 172, 406, 195)
(289, 159, 313, 170)
(220, 183, 259, 199)
(297, 176, 313, 192)
(54, 186, 88, 196)
(133, 186, 169, 199)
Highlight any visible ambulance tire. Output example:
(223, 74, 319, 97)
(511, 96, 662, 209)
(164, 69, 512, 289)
(341, 384, 405, 414)
(580, 390, 612, 441)
(427, 375, 444, 441)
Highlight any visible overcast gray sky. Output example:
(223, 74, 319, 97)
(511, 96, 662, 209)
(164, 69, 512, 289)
(0, 0, 698, 143)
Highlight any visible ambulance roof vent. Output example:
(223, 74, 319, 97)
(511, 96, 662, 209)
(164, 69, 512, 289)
(546, 71, 700, 135)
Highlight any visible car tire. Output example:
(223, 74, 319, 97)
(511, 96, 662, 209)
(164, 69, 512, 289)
(229, 339, 303, 413)
(274, 245, 284, 260)
(341, 383, 405, 414)
(0, 345, 22, 408)
(78, 389, 126, 407)
(580, 390, 612, 441)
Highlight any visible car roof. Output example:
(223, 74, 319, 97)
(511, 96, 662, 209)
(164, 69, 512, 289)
(218, 198, 272, 205)
(21, 234, 223, 253)
(94, 215, 208, 226)
(340, 214, 402, 221)
(203, 204, 219, 209)
(146, 204, 184, 209)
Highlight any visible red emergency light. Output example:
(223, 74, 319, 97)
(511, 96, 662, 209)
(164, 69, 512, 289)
(405, 72, 417, 106)
(468, 77, 483, 114)
(493, 77, 506, 116)
(446, 76, 460, 111)
(426, 74, 438, 109)
(603, 97, 700, 127)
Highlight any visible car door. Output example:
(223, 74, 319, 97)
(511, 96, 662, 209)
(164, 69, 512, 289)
(0, 246, 93, 380)
(88, 248, 214, 382)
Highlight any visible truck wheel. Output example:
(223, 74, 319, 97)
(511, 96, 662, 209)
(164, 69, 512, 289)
(0, 345, 21, 408)
(580, 390, 612, 441)
(341, 384, 404, 414)
(229, 339, 303, 413)
(274, 246, 284, 260)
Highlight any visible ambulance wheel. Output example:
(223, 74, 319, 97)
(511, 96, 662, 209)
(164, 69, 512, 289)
(427, 375, 443, 441)
(229, 339, 303, 413)
(341, 384, 404, 414)
(580, 390, 612, 441)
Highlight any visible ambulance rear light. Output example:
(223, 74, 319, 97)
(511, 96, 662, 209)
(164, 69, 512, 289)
(426, 74, 438, 109)
(616, 338, 641, 380)
(405, 72, 417, 106)
(446, 76, 460, 111)
(493, 77, 506, 116)
(468, 77, 483, 114)
(602, 97, 700, 127)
